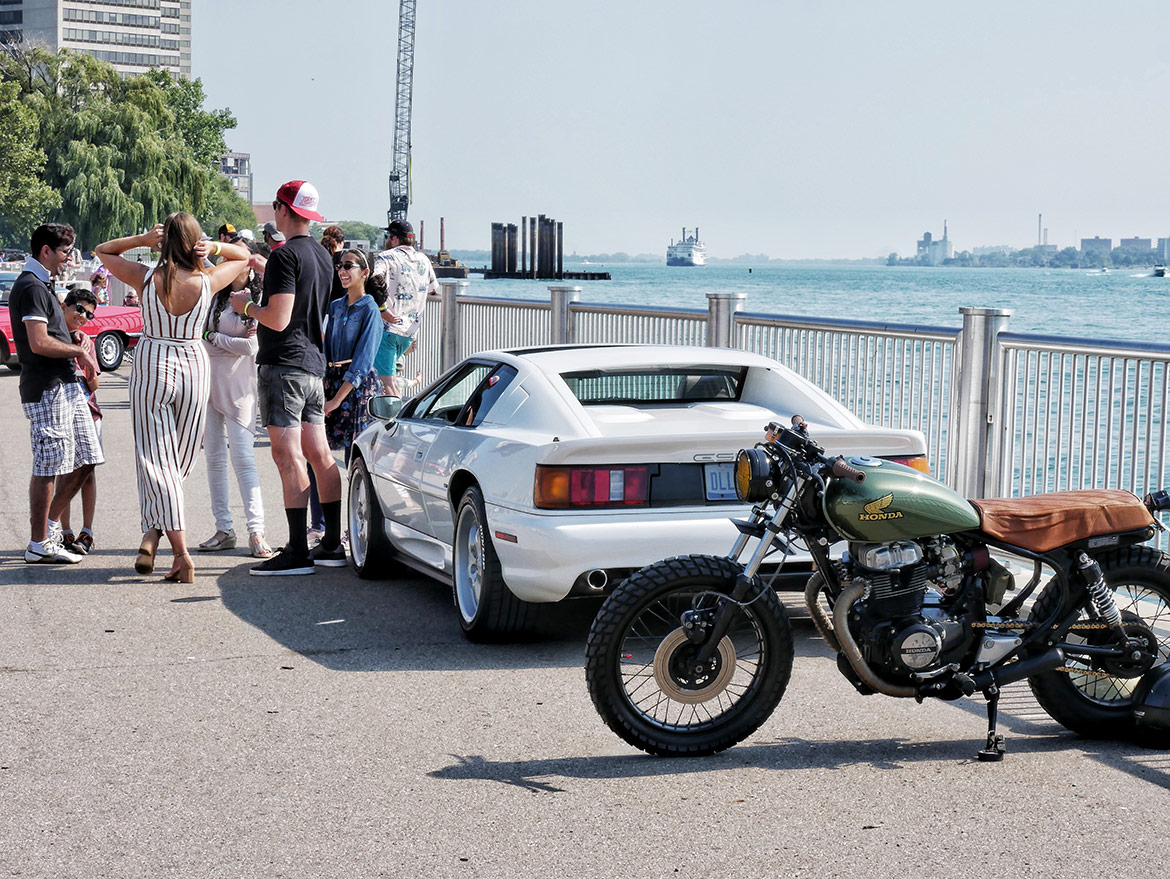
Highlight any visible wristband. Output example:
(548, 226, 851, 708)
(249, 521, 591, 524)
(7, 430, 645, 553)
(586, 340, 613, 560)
(380, 305, 389, 312)
(203, 330, 213, 341)
(243, 301, 252, 318)
(212, 242, 222, 256)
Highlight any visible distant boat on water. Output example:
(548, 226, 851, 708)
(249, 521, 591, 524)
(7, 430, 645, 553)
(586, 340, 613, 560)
(1155, 265, 1166, 277)
(667, 227, 707, 266)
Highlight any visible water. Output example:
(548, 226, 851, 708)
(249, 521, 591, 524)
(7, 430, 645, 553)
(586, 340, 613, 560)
(462, 263, 1168, 344)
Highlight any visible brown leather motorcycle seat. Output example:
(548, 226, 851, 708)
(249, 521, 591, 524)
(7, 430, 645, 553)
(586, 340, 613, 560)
(970, 490, 1154, 553)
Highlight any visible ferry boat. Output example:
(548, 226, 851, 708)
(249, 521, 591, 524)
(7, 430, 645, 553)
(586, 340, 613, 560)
(1155, 265, 1166, 277)
(666, 228, 707, 266)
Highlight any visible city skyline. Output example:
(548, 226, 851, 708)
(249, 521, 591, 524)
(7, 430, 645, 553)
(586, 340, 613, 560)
(187, 0, 1170, 260)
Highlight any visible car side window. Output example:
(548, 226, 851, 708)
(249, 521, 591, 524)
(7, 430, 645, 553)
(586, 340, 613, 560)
(460, 364, 518, 427)
(418, 363, 495, 423)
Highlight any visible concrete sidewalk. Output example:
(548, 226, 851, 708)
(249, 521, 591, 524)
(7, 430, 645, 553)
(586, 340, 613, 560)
(2, 365, 1169, 878)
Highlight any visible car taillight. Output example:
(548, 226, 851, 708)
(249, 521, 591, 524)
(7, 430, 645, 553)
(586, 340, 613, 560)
(535, 465, 649, 509)
(884, 455, 931, 475)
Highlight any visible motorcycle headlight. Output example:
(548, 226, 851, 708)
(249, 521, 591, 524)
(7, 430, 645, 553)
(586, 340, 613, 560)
(735, 448, 774, 502)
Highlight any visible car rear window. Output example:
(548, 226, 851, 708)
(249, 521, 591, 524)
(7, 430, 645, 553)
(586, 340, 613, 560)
(560, 366, 747, 404)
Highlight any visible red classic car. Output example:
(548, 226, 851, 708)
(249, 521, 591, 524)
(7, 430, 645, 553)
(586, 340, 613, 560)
(0, 272, 143, 371)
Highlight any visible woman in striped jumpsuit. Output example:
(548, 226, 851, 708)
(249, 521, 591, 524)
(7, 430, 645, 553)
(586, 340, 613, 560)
(96, 214, 251, 582)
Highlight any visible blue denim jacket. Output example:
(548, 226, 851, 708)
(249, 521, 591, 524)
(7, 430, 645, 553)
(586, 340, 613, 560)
(324, 294, 382, 388)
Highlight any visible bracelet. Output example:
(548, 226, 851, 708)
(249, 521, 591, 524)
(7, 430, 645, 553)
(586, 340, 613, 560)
(212, 242, 222, 256)
(243, 301, 252, 318)
(379, 305, 389, 312)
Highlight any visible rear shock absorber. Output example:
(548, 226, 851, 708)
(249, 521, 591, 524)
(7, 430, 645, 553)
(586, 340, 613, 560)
(1076, 552, 1125, 635)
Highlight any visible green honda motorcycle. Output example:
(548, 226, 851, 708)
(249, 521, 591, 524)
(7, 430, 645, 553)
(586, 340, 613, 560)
(585, 417, 1170, 760)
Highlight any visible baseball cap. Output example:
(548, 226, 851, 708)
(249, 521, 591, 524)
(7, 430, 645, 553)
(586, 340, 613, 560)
(238, 228, 255, 241)
(384, 219, 414, 241)
(262, 221, 286, 242)
(217, 222, 236, 238)
(275, 180, 324, 221)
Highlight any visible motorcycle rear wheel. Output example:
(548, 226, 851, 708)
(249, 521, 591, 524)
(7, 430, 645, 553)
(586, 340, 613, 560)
(585, 554, 794, 757)
(1027, 546, 1170, 739)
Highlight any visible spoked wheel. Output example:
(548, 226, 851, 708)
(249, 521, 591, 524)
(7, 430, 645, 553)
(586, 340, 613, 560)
(585, 554, 794, 756)
(1028, 546, 1170, 739)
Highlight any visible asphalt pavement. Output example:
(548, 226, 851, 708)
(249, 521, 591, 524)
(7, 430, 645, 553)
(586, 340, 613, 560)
(2, 363, 1169, 878)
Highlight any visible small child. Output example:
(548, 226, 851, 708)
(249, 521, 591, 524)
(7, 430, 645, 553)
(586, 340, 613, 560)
(57, 289, 102, 555)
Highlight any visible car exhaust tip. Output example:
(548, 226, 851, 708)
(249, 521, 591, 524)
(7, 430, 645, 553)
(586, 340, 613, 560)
(586, 569, 609, 590)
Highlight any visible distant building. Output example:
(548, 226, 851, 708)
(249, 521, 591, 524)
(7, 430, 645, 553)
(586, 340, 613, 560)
(1158, 238, 1170, 261)
(216, 152, 252, 206)
(1036, 244, 1059, 255)
(973, 245, 1013, 256)
(917, 222, 954, 266)
(1080, 237, 1112, 254)
(1119, 237, 1152, 251)
(0, 1, 192, 79)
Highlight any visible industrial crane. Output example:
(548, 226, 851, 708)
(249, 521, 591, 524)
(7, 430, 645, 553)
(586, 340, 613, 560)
(388, 0, 416, 225)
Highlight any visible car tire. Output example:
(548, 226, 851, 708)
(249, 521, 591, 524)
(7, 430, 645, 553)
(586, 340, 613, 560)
(453, 485, 541, 641)
(95, 332, 124, 371)
(348, 456, 398, 579)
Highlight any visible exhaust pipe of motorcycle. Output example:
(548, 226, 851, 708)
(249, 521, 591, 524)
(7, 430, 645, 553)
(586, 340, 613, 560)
(586, 569, 609, 590)
(804, 571, 842, 653)
(833, 581, 918, 699)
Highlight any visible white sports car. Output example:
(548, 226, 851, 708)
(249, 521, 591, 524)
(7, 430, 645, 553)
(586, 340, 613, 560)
(347, 345, 928, 640)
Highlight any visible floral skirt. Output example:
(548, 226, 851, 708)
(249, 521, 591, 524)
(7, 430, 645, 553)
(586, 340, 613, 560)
(324, 365, 380, 452)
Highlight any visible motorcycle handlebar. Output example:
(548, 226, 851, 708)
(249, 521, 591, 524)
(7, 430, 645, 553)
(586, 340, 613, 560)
(829, 456, 866, 483)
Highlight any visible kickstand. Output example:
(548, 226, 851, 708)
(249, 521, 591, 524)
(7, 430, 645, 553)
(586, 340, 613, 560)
(977, 684, 1005, 762)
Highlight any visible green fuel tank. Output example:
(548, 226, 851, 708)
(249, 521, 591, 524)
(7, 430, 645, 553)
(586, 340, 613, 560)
(822, 457, 981, 542)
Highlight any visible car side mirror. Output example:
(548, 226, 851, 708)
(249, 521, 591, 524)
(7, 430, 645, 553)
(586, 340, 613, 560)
(368, 395, 404, 423)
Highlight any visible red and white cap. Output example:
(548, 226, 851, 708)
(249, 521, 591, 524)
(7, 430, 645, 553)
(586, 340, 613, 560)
(275, 180, 324, 221)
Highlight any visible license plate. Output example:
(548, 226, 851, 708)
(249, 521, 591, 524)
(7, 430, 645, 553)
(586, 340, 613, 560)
(704, 462, 738, 501)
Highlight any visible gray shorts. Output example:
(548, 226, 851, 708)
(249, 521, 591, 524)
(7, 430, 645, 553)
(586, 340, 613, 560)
(23, 381, 105, 477)
(258, 365, 325, 428)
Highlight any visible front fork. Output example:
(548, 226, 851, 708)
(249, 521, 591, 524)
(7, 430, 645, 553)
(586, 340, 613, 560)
(687, 478, 805, 664)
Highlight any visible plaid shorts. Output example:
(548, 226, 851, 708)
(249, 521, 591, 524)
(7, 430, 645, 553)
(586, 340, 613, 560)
(23, 381, 105, 477)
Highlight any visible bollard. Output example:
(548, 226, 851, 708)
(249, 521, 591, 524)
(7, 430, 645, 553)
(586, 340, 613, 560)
(949, 306, 1013, 497)
(706, 292, 747, 348)
(549, 285, 582, 345)
(439, 279, 469, 372)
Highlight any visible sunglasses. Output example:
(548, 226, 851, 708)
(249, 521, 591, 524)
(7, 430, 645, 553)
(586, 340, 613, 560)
(74, 304, 95, 320)
(337, 261, 365, 272)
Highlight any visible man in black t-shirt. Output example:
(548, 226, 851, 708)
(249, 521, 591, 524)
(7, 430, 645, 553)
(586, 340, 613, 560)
(10, 223, 104, 564)
(230, 180, 345, 575)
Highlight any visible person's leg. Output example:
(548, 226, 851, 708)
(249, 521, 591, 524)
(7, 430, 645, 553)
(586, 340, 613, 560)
(203, 408, 234, 535)
(303, 422, 342, 549)
(48, 464, 93, 522)
(29, 475, 54, 544)
(80, 469, 95, 531)
(269, 424, 311, 555)
(307, 464, 325, 534)
(224, 416, 265, 537)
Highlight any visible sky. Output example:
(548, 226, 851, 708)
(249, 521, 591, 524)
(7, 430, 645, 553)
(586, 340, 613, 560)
(194, 1, 1170, 259)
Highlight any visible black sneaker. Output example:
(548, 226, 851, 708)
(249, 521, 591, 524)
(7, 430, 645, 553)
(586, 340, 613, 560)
(249, 546, 315, 576)
(310, 542, 348, 568)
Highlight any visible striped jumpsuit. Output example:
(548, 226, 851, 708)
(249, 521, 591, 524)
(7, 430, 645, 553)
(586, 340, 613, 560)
(129, 268, 213, 533)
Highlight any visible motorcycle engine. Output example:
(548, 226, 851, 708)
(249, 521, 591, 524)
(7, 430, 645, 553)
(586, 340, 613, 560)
(842, 537, 982, 683)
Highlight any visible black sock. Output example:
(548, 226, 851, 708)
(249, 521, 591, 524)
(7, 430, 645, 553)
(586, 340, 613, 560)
(322, 500, 342, 550)
(286, 507, 308, 555)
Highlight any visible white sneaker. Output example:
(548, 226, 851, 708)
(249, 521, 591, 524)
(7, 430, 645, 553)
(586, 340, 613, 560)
(47, 521, 64, 544)
(25, 540, 83, 564)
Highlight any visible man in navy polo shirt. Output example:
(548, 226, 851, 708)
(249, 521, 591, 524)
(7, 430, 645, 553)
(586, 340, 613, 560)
(10, 223, 104, 564)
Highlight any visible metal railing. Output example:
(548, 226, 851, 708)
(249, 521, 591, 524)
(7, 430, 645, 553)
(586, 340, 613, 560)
(400, 282, 1170, 544)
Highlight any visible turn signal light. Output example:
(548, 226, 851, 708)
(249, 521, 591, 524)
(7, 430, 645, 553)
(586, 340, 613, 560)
(535, 465, 650, 509)
(884, 455, 931, 475)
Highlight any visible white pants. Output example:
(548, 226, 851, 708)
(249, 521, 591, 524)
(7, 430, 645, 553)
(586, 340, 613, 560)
(204, 409, 265, 535)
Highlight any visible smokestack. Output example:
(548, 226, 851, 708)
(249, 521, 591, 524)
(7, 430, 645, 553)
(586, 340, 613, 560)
(440, 217, 446, 252)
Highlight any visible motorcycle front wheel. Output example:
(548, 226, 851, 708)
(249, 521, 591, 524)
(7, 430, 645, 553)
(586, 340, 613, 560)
(585, 554, 794, 757)
(1028, 546, 1170, 740)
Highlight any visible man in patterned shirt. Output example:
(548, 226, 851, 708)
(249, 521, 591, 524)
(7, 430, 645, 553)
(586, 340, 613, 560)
(372, 220, 438, 395)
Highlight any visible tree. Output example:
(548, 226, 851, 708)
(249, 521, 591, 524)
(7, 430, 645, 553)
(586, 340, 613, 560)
(0, 80, 61, 246)
(0, 45, 252, 248)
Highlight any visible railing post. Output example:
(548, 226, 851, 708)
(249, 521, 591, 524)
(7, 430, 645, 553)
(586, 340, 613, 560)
(706, 292, 747, 348)
(548, 285, 581, 344)
(949, 306, 1013, 497)
(439, 279, 469, 372)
